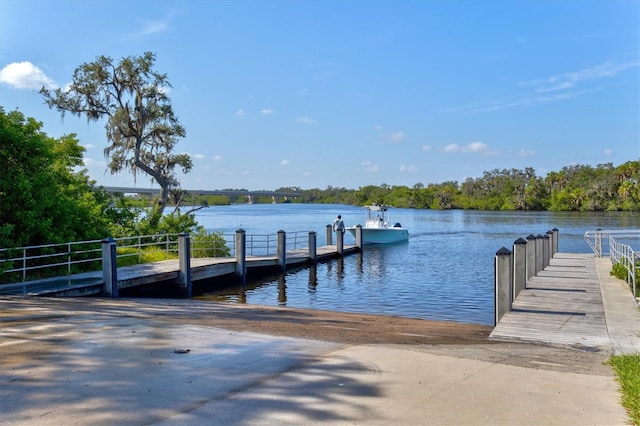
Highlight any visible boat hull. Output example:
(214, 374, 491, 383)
(346, 227, 409, 244)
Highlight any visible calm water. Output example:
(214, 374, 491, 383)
(192, 204, 638, 325)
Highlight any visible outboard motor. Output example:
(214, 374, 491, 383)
(393, 223, 402, 228)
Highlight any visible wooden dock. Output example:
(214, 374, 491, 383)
(0, 244, 359, 297)
(490, 253, 611, 350)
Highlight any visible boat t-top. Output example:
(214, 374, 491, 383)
(346, 204, 409, 244)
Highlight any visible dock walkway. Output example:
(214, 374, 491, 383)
(0, 244, 359, 297)
(490, 253, 640, 354)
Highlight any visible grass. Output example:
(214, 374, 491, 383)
(610, 353, 640, 425)
(116, 247, 178, 267)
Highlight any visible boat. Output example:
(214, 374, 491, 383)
(346, 204, 409, 244)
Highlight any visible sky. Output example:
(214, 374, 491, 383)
(0, 0, 638, 191)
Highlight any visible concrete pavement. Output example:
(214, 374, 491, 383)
(0, 256, 638, 425)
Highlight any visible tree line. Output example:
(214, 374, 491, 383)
(221, 162, 640, 212)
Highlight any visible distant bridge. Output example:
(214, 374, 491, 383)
(100, 186, 301, 204)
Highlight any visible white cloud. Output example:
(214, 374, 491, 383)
(443, 143, 460, 153)
(383, 131, 406, 143)
(421, 145, 432, 152)
(361, 161, 379, 173)
(449, 59, 639, 113)
(260, 108, 273, 115)
(84, 144, 96, 149)
(603, 148, 613, 156)
(0, 61, 57, 90)
(297, 116, 316, 124)
(466, 141, 488, 153)
(213, 155, 223, 161)
(234, 109, 245, 118)
(400, 164, 417, 173)
(280, 159, 290, 166)
(443, 141, 493, 155)
(192, 153, 206, 160)
(138, 19, 169, 36)
(519, 148, 535, 157)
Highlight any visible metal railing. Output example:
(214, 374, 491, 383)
(1, 231, 313, 283)
(584, 229, 640, 299)
(286, 231, 311, 252)
(0, 240, 104, 282)
(584, 229, 640, 257)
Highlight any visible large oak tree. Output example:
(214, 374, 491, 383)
(41, 52, 192, 218)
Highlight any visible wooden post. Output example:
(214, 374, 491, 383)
(595, 229, 602, 258)
(546, 230, 554, 260)
(495, 247, 513, 325)
(552, 228, 559, 256)
(326, 224, 333, 246)
(235, 229, 246, 284)
(513, 238, 527, 300)
(101, 237, 118, 297)
(535, 234, 544, 274)
(355, 225, 363, 249)
(277, 230, 286, 272)
(308, 231, 317, 264)
(543, 234, 550, 269)
(526, 234, 537, 282)
(178, 232, 192, 298)
(336, 228, 344, 256)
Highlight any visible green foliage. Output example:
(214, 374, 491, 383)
(191, 228, 231, 258)
(267, 160, 639, 212)
(0, 108, 115, 247)
(611, 261, 631, 281)
(116, 247, 177, 267)
(609, 354, 640, 425)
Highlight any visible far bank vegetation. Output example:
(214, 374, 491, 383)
(166, 162, 640, 212)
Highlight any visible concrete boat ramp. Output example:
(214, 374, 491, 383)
(0, 253, 638, 425)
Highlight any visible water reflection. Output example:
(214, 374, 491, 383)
(277, 275, 286, 305)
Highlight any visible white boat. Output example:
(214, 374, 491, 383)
(346, 204, 409, 244)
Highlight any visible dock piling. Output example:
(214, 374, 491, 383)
(235, 229, 247, 284)
(178, 233, 192, 298)
(512, 238, 527, 300)
(309, 231, 317, 264)
(101, 237, 118, 297)
(277, 230, 286, 272)
(494, 247, 513, 325)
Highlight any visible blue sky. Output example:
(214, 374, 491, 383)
(1, 0, 638, 191)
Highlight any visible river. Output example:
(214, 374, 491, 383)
(191, 203, 638, 325)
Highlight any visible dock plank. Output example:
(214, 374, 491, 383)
(490, 253, 611, 350)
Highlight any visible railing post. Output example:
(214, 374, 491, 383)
(326, 224, 333, 246)
(355, 225, 363, 249)
(552, 228, 559, 257)
(526, 234, 537, 281)
(513, 238, 527, 300)
(178, 232, 192, 298)
(308, 231, 317, 264)
(495, 247, 513, 325)
(595, 229, 602, 258)
(543, 234, 550, 268)
(277, 230, 287, 272)
(235, 229, 246, 284)
(101, 237, 118, 297)
(336, 229, 344, 256)
(535, 234, 544, 274)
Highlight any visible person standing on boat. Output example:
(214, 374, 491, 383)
(333, 215, 345, 234)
